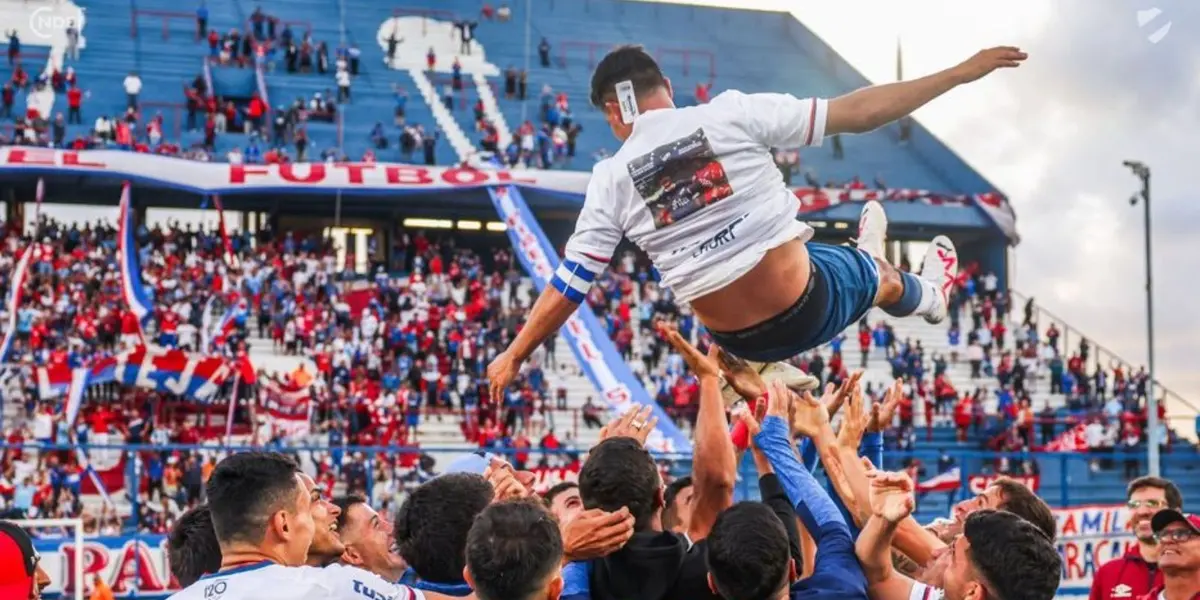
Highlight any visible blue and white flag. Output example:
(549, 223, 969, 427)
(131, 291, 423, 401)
(117, 183, 154, 338)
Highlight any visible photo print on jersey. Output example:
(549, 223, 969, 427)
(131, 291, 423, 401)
(626, 128, 734, 229)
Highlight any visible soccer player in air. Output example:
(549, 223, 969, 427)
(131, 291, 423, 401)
(488, 44, 1026, 403)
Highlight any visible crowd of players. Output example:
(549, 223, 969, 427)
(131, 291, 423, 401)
(7, 326, 1198, 600)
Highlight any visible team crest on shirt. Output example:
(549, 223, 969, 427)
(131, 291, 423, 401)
(1111, 584, 1133, 598)
(626, 128, 734, 229)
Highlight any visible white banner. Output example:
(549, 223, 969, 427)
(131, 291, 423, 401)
(0, 148, 592, 194)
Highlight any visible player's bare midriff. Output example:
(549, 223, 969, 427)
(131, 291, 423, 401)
(689, 238, 811, 332)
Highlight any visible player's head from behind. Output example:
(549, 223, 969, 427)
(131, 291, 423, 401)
(333, 494, 407, 582)
(942, 509, 1061, 600)
(205, 452, 315, 568)
(705, 502, 796, 600)
(662, 475, 694, 534)
(951, 478, 1056, 540)
(578, 437, 663, 532)
(298, 472, 345, 566)
(590, 44, 672, 142)
(543, 481, 582, 523)
(167, 505, 222, 587)
(464, 499, 564, 600)
(1127, 476, 1184, 543)
(395, 473, 494, 584)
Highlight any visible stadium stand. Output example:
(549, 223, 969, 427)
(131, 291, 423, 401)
(0, 0, 1198, 598)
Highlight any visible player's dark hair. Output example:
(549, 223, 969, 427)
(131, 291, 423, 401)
(991, 478, 1057, 540)
(204, 452, 303, 546)
(167, 505, 222, 587)
(395, 473, 494, 583)
(333, 494, 369, 531)
(662, 475, 693, 531)
(589, 44, 667, 108)
(543, 481, 578, 507)
(705, 502, 790, 600)
(466, 499, 564, 600)
(578, 437, 660, 530)
(963, 509, 1062, 600)
(1127, 476, 1184, 509)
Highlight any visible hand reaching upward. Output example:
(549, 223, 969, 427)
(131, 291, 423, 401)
(867, 470, 916, 524)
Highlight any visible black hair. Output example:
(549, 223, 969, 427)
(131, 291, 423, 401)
(991, 478, 1057, 540)
(466, 499, 564, 600)
(167, 505, 222, 587)
(578, 437, 661, 530)
(963, 509, 1062, 600)
(589, 45, 667, 108)
(662, 476, 693, 531)
(333, 494, 369, 532)
(395, 473, 494, 583)
(1127, 476, 1184, 510)
(705, 503, 790, 600)
(204, 452, 303, 546)
(543, 481, 579, 506)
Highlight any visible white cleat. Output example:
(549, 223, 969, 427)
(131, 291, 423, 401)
(720, 359, 820, 407)
(854, 200, 888, 261)
(919, 235, 958, 325)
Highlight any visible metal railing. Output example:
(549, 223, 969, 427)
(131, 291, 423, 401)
(1008, 289, 1198, 415)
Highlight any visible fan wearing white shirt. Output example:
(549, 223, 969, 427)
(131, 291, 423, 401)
(123, 72, 142, 109)
(487, 44, 1027, 404)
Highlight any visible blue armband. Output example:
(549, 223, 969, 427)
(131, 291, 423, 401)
(550, 260, 595, 303)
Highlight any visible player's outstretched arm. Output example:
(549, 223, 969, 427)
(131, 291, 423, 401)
(856, 471, 920, 600)
(827, 46, 1027, 135)
(487, 286, 579, 401)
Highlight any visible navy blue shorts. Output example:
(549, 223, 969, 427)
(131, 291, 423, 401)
(708, 243, 879, 362)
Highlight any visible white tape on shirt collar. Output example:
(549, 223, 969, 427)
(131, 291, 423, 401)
(615, 80, 638, 124)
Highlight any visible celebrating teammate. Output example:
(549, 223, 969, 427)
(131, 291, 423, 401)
(488, 43, 1026, 402)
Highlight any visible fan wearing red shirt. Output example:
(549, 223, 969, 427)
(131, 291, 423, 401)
(1092, 477, 1184, 600)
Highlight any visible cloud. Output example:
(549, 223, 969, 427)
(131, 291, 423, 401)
(791, 0, 1200, 409)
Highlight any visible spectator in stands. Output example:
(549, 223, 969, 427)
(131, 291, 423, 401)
(65, 20, 81, 61)
(454, 20, 478, 55)
(123, 72, 142, 110)
(1145, 509, 1200, 600)
(1091, 476, 1184, 600)
(538, 38, 550, 68)
(386, 26, 402, 65)
(2, 82, 13, 119)
(196, 3, 208, 38)
(498, 3, 512, 22)
(426, 47, 436, 71)
(336, 68, 351, 103)
(6, 30, 18, 65)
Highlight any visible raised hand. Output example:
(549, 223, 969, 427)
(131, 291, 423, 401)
(868, 379, 903, 433)
(659, 322, 721, 379)
(824, 371, 860, 421)
(599, 405, 657, 446)
(716, 347, 766, 400)
(486, 351, 520, 404)
(483, 457, 532, 502)
(786, 381, 829, 440)
(867, 470, 916, 524)
(836, 377, 868, 449)
(952, 46, 1027, 84)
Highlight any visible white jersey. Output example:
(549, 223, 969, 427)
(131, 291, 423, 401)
(558, 90, 827, 303)
(166, 561, 425, 600)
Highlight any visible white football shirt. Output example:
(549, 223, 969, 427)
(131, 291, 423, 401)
(556, 90, 827, 304)
(166, 561, 425, 600)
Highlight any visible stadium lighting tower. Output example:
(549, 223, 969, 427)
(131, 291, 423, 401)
(1123, 160, 1159, 476)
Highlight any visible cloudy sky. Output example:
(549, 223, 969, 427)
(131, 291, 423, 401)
(638, 0, 1200, 421)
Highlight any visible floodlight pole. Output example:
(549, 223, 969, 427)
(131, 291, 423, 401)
(1124, 160, 1158, 477)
